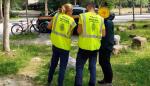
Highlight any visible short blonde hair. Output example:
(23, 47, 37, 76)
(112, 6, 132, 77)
(59, 3, 73, 14)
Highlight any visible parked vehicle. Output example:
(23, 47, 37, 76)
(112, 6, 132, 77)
(36, 5, 86, 35)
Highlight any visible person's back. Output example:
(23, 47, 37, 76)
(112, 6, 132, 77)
(101, 19, 114, 51)
(75, 2, 105, 86)
(78, 11, 104, 51)
(51, 13, 75, 50)
(98, 13, 115, 86)
(47, 3, 76, 86)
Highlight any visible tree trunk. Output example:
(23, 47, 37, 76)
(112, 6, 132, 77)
(0, 0, 3, 23)
(74, 0, 77, 5)
(140, 0, 142, 15)
(119, 0, 121, 15)
(3, 0, 10, 52)
(26, 0, 29, 26)
(45, 0, 48, 16)
(132, 0, 135, 22)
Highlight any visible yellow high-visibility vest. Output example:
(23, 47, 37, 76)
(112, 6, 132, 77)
(50, 13, 76, 50)
(78, 12, 104, 51)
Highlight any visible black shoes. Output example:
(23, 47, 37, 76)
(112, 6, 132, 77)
(98, 80, 113, 86)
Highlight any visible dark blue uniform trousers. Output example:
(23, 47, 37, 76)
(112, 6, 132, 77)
(99, 48, 113, 83)
(48, 45, 69, 86)
(75, 48, 98, 86)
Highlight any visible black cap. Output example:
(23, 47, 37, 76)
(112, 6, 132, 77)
(105, 12, 115, 20)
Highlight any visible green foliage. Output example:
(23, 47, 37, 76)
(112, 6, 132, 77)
(0, 60, 18, 76)
(0, 39, 49, 76)
(10, 33, 38, 40)
(105, 0, 115, 9)
(10, 11, 19, 18)
(10, 0, 23, 10)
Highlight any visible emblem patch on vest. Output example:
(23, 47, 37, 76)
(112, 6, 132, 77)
(92, 23, 96, 31)
(60, 23, 64, 31)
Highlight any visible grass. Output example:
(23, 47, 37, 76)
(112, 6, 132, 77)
(34, 21, 150, 86)
(34, 45, 150, 86)
(10, 33, 38, 40)
(0, 43, 50, 76)
(0, 20, 150, 85)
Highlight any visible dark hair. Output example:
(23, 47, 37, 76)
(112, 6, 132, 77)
(86, 2, 95, 8)
(103, 2, 108, 7)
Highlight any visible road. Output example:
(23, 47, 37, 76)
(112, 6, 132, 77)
(0, 14, 150, 40)
(114, 14, 150, 22)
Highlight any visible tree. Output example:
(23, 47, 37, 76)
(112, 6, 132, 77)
(118, 0, 121, 15)
(45, 0, 48, 16)
(3, 0, 10, 52)
(132, 0, 135, 22)
(0, 0, 3, 23)
(25, 0, 29, 26)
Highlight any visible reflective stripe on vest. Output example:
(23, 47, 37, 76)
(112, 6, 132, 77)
(52, 13, 70, 39)
(67, 21, 76, 36)
(81, 14, 103, 39)
(53, 13, 59, 31)
(52, 30, 70, 38)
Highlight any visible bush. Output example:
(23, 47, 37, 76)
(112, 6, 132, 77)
(10, 11, 19, 18)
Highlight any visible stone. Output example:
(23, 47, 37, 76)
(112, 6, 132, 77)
(67, 56, 76, 69)
(114, 35, 121, 45)
(117, 26, 126, 32)
(113, 45, 128, 55)
(132, 36, 147, 48)
(143, 24, 150, 28)
(113, 45, 123, 55)
(31, 57, 41, 63)
(128, 24, 136, 30)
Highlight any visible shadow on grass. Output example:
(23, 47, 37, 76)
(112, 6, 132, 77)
(113, 57, 150, 86)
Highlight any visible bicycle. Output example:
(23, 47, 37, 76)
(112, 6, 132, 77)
(11, 18, 40, 35)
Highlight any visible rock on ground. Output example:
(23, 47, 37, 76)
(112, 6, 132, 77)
(113, 45, 128, 55)
(117, 26, 127, 32)
(114, 35, 121, 45)
(132, 36, 147, 48)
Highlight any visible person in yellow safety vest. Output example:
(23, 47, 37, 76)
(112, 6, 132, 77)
(47, 3, 76, 86)
(74, 2, 105, 86)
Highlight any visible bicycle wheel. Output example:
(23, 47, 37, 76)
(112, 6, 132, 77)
(29, 24, 40, 34)
(11, 24, 23, 35)
(39, 22, 48, 33)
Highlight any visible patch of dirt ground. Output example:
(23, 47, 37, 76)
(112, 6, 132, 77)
(0, 75, 34, 86)
(0, 57, 42, 86)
